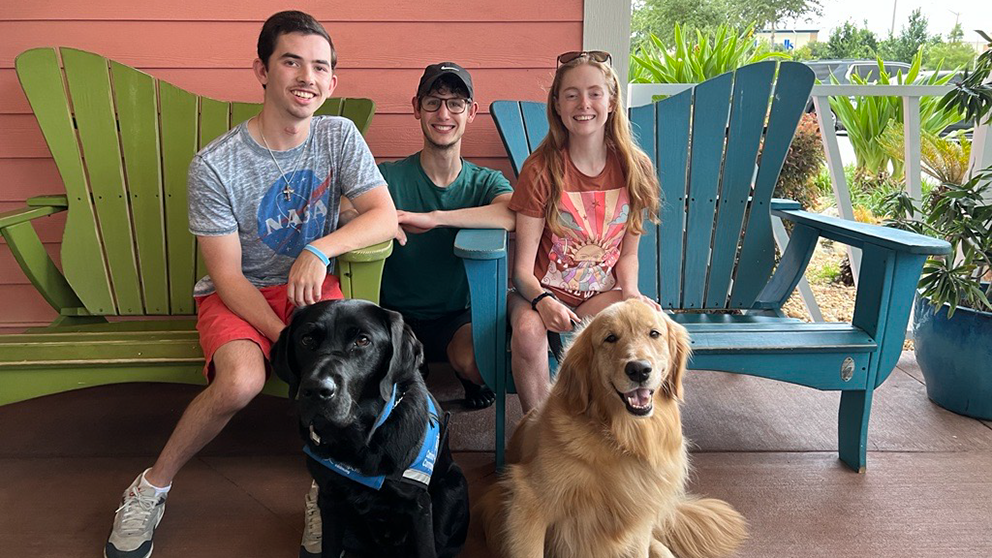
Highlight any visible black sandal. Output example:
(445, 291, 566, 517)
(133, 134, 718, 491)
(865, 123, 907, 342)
(456, 376, 496, 410)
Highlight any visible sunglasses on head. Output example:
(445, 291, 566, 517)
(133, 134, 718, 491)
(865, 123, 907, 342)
(556, 50, 612, 67)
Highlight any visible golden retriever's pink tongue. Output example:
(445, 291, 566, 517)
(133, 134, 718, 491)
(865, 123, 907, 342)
(625, 388, 652, 407)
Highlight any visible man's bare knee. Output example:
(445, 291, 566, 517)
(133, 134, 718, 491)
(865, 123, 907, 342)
(210, 340, 267, 412)
(212, 374, 265, 411)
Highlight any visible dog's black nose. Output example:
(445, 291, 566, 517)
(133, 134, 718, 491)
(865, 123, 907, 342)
(625, 360, 652, 383)
(301, 377, 337, 400)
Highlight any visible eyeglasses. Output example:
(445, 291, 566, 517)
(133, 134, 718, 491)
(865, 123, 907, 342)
(556, 50, 612, 68)
(420, 96, 472, 114)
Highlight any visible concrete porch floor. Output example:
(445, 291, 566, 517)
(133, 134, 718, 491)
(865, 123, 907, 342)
(0, 351, 989, 557)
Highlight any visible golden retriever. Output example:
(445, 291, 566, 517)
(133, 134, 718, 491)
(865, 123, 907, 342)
(476, 299, 747, 558)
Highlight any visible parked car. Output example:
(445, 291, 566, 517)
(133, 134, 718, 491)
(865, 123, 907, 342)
(804, 59, 913, 85)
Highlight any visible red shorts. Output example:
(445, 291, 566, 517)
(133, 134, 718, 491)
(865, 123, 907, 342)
(195, 275, 343, 380)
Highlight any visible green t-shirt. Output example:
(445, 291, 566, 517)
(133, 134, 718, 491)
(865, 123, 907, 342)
(379, 153, 513, 320)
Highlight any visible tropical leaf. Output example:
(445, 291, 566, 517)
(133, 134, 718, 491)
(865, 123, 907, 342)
(630, 24, 787, 85)
(830, 47, 965, 177)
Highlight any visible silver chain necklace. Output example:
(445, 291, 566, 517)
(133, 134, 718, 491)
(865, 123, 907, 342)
(256, 116, 311, 201)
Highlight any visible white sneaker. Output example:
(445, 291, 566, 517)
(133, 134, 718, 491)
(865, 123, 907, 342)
(105, 473, 167, 558)
(300, 480, 322, 558)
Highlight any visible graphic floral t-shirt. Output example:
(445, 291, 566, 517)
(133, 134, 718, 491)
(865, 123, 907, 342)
(509, 148, 629, 307)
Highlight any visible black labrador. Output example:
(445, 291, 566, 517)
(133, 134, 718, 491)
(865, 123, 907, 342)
(272, 299, 469, 558)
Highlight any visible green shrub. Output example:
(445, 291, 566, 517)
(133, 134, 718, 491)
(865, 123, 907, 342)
(809, 261, 842, 284)
(848, 170, 934, 220)
(812, 163, 935, 221)
(849, 170, 905, 219)
(813, 164, 856, 199)
(925, 40, 977, 71)
(775, 113, 825, 209)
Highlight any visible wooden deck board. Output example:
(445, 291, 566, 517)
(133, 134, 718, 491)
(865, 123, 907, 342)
(1, 352, 990, 557)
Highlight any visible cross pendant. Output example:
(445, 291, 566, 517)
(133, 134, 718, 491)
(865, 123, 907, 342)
(282, 184, 294, 200)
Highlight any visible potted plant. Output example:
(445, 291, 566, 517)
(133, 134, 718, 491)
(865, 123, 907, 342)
(886, 167, 992, 419)
(883, 31, 992, 419)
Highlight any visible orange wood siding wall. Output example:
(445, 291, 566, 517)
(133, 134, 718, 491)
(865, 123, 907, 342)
(0, 1, 582, 329)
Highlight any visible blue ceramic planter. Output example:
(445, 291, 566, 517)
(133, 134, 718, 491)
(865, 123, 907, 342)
(912, 293, 992, 420)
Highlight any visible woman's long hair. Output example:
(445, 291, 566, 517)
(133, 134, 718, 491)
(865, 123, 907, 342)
(531, 56, 660, 236)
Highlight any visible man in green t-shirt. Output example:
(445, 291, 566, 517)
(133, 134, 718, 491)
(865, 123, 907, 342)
(378, 62, 514, 409)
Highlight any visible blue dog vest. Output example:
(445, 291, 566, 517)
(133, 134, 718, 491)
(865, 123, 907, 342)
(304, 385, 442, 491)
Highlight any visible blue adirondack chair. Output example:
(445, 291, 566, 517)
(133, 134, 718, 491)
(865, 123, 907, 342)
(454, 61, 951, 471)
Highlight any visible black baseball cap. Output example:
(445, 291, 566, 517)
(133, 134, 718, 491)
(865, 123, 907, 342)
(417, 62, 474, 99)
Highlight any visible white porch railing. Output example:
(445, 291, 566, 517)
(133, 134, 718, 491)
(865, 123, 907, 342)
(626, 82, 991, 322)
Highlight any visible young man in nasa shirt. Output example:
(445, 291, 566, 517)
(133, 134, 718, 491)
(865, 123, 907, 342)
(104, 11, 396, 558)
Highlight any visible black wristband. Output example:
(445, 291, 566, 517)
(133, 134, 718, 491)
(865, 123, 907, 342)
(531, 291, 557, 311)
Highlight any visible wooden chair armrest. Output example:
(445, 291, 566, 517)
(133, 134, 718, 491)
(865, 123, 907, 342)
(0, 204, 65, 230)
(773, 208, 951, 255)
(336, 240, 393, 263)
(335, 240, 393, 304)
(454, 229, 507, 260)
(770, 198, 801, 211)
(26, 195, 69, 209)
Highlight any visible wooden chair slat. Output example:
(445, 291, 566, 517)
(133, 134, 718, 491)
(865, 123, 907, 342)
(159, 82, 199, 315)
(26, 319, 198, 334)
(316, 97, 344, 116)
(490, 101, 532, 177)
(629, 103, 660, 302)
(62, 49, 144, 315)
(655, 89, 692, 308)
(231, 102, 262, 127)
(520, 101, 549, 153)
(111, 60, 170, 314)
(199, 98, 231, 148)
(16, 48, 116, 314)
(705, 61, 776, 308)
(683, 324, 877, 352)
(338, 98, 376, 134)
(681, 72, 733, 309)
(731, 62, 815, 307)
(195, 98, 232, 284)
(0, 337, 204, 367)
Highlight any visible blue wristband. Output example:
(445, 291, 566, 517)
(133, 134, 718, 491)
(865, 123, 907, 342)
(302, 244, 330, 267)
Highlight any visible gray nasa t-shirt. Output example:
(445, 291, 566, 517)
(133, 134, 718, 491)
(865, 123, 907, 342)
(188, 116, 384, 296)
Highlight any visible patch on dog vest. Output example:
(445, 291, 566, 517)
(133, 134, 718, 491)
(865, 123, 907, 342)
(397, 394, 440, 487)
(304, 390, 442, 491)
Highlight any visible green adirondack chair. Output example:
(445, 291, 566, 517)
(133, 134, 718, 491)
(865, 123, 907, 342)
(463, 61, 951, 471)
(0, 47, 391, 406)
